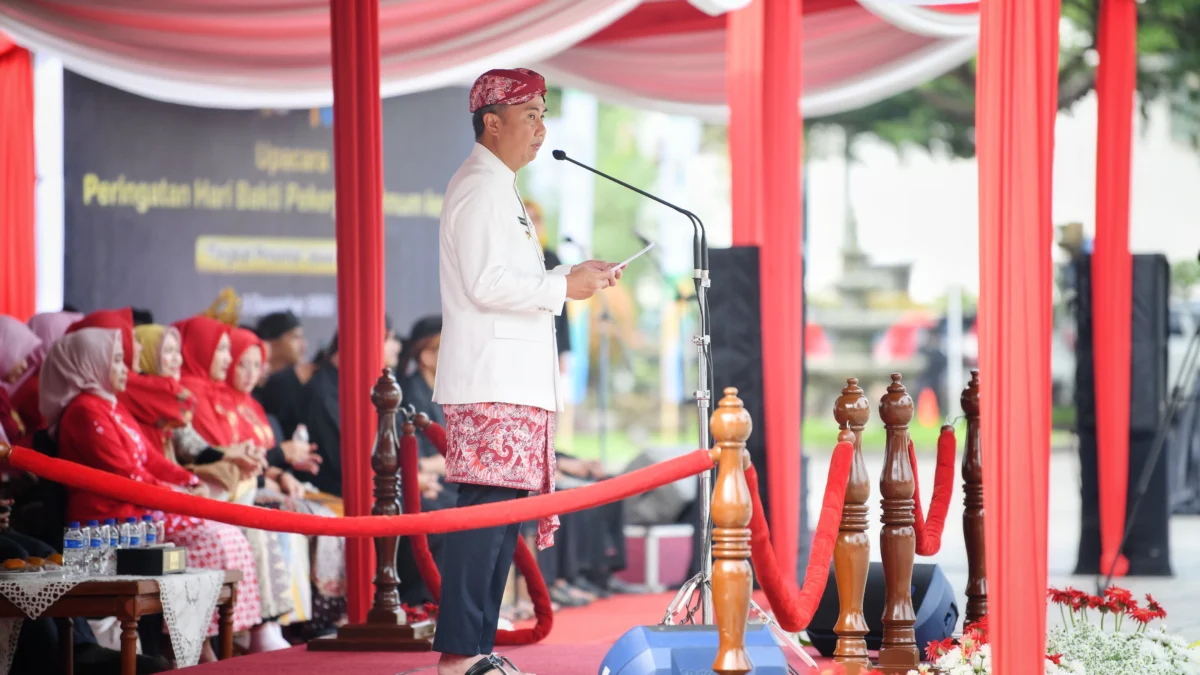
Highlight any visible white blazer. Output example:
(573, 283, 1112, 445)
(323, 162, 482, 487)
(433, 143, 569, 413)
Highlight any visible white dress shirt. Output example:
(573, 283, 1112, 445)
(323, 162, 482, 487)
(432, 143, 570, 412)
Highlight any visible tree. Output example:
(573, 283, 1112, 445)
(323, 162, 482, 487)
(1173, 259, 1200, 299)
(807, 0, 1200, 157)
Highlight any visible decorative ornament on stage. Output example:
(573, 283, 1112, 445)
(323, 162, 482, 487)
(202, 288, 242, 327)
(468, 68, 547, 112)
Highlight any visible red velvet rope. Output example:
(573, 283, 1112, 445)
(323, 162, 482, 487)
(743, 440, 855, 632)
(909, 425, 958, 557)
(3, 445, 714, 537)
(398, 431, 553, 645)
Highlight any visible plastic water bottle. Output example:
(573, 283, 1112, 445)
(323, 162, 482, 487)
(104, 518, 119, 574)
(141, 515, 157, 547)
(293, 424, 309, 445)
(121, 517, 142, 549)
(63, 522, 85, 576)
(155, 517, 165, 547)
(86, 520, 105, 574)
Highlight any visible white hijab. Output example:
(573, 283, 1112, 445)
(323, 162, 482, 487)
(39, 328, 121, 436)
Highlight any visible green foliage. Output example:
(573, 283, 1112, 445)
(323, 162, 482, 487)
(592, 104, 657, 265)
(1173, 259, 1200, 298)
(807, 0, 1200, 158)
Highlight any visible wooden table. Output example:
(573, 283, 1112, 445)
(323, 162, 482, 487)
(0, 569, 241, 675)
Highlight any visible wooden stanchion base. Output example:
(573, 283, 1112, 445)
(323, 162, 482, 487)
(306, 619, 436, 652)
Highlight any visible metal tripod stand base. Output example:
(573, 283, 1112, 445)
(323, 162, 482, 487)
(658, 576, 818, 671)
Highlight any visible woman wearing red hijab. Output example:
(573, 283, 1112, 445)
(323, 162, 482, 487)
(172, 317, 241, 448)
(120, 324, 261, 493)
(227, 328, 348, 630)
(173, 316, 293, 650)
(42, 327, 266, 657)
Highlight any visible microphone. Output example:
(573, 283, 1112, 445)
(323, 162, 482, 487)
(552, 149, 708, 283)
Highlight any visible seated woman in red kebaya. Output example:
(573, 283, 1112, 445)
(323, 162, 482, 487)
(41, 326, 274, 659)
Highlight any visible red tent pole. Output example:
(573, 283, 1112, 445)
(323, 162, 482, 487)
(0, 39, 36, 320)
(1092, 0, 1137, 580)
(329, 0, 385, 623)
(726, 0, 803, 579)
(975, 1, 1061, 673)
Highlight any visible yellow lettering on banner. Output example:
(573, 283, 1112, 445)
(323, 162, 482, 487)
(254, 141, 331, 176)
(78, 172, 444, 220)
(284, 182, 337, 218)
(193, 179, 235, 210)
(195, 235, 336, 276)
(236, 180, 283, 212)
(81, 173, 192, 214)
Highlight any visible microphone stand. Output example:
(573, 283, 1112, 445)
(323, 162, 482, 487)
(1098, 310, 1200, 592)
(552, 150, 719, 625)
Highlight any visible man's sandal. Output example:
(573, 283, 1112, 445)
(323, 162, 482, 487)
(464, 654, 526, 675)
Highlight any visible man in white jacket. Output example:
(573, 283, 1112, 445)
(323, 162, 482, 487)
(432, 68, 619, 675)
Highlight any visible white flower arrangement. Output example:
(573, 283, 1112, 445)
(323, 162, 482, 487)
(1042, 586, 1200, 675)
(904, 642, 1083, 675)
(812, 586, 1198, 675)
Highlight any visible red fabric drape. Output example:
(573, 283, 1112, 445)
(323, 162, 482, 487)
(329, 0, 386, 624)
(726, 0, 804, 581)
(909, 428, 957, 557)
(975, 1, 1060, 673)
(726, 2, 764, 246)
(743, 441, 852, 632)
(0, 35, 36, 320)
(1093, 0, 1137, 580)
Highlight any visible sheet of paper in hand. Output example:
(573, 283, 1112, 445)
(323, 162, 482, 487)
(615, 242, 655, 270)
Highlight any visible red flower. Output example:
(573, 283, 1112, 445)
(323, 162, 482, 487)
(1129, 608, 1157, 625)
(1086, 595, 1107, 610)
(1047, 653, 1063, 665)
(963, 615, 989, 644)
(1048, 587, 1073, 605)
(1144, 593, 1166, 620)
(1104, 586, 1133, 605)
(926, 637, 955, 660)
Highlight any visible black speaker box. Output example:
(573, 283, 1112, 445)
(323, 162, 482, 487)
(806, 562, 959, 657)
(1072, 253, 1173, 576)
(707, 246, 811, 577)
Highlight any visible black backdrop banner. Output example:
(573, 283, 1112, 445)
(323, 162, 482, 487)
(64, 70, 473, 350)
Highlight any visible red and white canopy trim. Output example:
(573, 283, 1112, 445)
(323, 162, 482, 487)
(539, 0, 977, 119)
(0, 0, 978, 117)
(0, 0, 641, 109)
(857, 0, 978, 38)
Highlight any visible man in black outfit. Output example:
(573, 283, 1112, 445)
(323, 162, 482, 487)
(394, 315, 457, 605)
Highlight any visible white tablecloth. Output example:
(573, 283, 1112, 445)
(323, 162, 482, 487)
(0, 567, 225, 672)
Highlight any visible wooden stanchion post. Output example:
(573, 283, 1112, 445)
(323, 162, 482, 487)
(309, 368, 434, 651)
(710, 387, 754, 675)
(877, 374, 919, 673)
(961, 370, 987, 625)
(832, 378, 872, 674)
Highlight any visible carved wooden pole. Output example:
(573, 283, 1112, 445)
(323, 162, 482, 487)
(877, 374, 919, 673)
(367, 368, 404, 625)
(710, 387, 754, 675)
(307, 368, 432, 651)
(961, 370, 987, 625)
(832, 378, 872, 674)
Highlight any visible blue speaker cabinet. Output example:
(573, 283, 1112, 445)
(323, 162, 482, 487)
(599, 624, 789, 675)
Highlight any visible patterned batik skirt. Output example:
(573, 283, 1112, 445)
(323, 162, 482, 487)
(442, 401, 559, 549)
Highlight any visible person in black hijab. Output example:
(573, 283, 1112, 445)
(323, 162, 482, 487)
(253, 311, 311, 440)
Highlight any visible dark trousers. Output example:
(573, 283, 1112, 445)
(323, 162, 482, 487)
(432, 484, 526, 657)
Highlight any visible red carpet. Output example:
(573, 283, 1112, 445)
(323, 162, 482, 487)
(180, 592, 838, 673)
